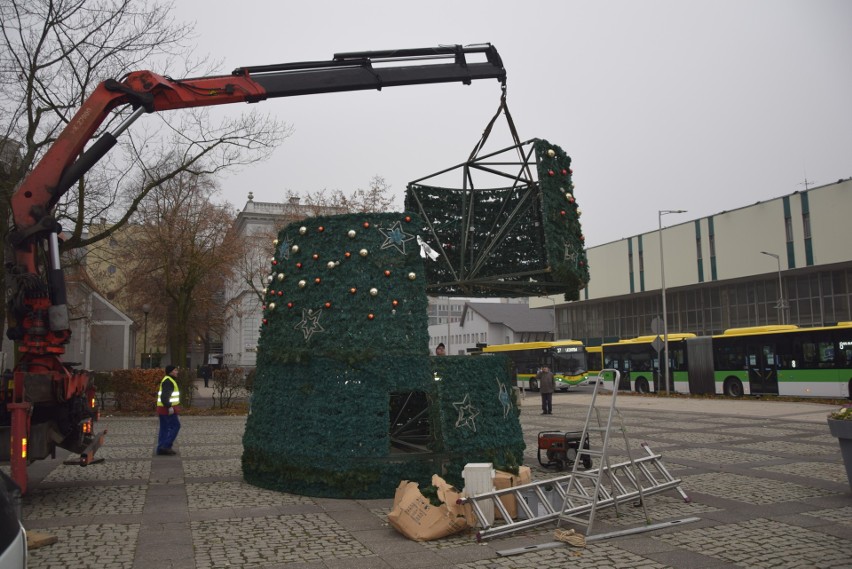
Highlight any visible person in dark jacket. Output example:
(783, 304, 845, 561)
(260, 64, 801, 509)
(156, 365, 181, 455)
(536, 365, 555, 415)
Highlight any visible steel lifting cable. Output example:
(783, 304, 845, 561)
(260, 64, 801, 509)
(466, 82, 527, 170)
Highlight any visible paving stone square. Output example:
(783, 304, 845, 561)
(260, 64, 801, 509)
(191, 513, 376, 568)
(757, 461, 848, 484)
(682, 471, 837, 504)
(655, 518, 852, 568)
(186, 480, 315, 511)
(14, 389, 852, 569)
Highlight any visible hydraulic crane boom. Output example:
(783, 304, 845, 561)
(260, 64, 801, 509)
(3, 44, 506, 493)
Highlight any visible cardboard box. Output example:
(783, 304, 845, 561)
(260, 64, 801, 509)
(387, 475, 474, 541)
(493, 466, 532, 520)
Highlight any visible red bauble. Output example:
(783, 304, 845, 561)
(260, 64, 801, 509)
(314, 277, 321, 284)
(262, 319, 268, 325)
(384, 270, 391, 277)
(392, 299, 399, 307)
(548, 169, 555, 177)
(272, 260, 277, 265)
(344, 252, 351, 259)
(296, 263, 303, 269)
(560, 210, 566, 216)
(318, 226, 324, 232)
(350, 288, 357, 294)
(277, 291, 283, 296)
(404, 216, 411, 222)
(561, 169, 568, 176)
(324, 302, 331, 309)
(287, 302, 294, 309)
(363, 221, 370, 229)
(312, 253, 319, 260)
(368, 313, 375, 320)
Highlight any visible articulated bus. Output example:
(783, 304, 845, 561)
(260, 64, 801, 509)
(480, 340, 589, 392)
(600, 322, 852, 398)
(711, 323, 852, 398)
(601, 334, 698, 394)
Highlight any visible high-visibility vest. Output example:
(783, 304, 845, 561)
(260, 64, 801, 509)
(157, 375, 180, 407)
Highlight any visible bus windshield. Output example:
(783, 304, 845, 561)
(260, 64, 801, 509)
(552, 348, 587, 375)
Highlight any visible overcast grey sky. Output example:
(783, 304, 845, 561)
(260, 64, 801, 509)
(172, 0, 851, 247)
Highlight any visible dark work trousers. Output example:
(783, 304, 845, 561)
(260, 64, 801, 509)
(541, 392, 553, 414)
(158, 413, 181, 450)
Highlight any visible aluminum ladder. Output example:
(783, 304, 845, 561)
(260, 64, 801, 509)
(461, 444, 689, 541)
(460, 370, 689, 542)
(555, 368, 646, 536)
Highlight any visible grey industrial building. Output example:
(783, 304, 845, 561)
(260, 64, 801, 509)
(532, 178, 852, 345)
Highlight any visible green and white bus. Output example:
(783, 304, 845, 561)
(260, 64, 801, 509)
(480, 340, 590, 392)
(600, 333, 697, 394)
(599, 323, 852, 398)
(711, 323, 852, 398)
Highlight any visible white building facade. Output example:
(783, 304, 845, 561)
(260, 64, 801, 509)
(221, 197, 343, 367)
(427, 299, 553, 355)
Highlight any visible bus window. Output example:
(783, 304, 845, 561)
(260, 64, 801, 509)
(714, 344, 746, 370)
(819, 343, 834, 367)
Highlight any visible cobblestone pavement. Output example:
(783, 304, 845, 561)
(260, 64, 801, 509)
(12, 387, 852, 569)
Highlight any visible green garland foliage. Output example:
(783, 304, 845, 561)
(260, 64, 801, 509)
(244, 212, 525, 498)
(534, 139, 590, 301)
(404, 138, 589, 300)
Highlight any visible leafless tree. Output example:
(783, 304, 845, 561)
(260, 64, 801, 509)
(288, 175, 397, 215)
(0, 0, 291, 332)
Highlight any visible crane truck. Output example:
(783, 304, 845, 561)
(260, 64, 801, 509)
(1, 44, 506, 493)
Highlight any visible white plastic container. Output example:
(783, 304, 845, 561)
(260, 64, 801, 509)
(462, 462, 495, 526)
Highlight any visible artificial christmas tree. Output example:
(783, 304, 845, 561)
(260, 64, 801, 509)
(243, 139, 587, 498)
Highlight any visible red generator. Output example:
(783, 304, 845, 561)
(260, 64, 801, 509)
(537, 430, 593, 471)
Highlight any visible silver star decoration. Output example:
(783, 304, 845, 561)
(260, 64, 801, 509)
(378, 221, 415, 255)
(453, 394, 480, 432)
(277, 237, 292, 260)
(294, 308, 324, 341)
(564, 241, 579, 264)
(497, 379, 512, 418)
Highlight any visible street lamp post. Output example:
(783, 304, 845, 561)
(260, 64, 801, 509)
(142, 304, 151, 368)
(659, 209, 687, 393)
(545, 296, 558, 340)
(760, 251, 786, 324)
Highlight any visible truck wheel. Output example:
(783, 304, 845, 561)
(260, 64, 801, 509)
(724, 377, 744, 397)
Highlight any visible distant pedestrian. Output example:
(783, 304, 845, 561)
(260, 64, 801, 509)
(436, 343, 446, 356)
(156, 365, 181, 456)
(537, 365, 555, 415)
